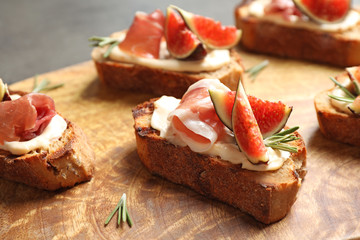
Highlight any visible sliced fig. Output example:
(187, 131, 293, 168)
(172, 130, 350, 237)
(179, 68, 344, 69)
(348, 95, 360, 115)
(172, 5, 242, 49)
(346, 66, 360, 95)
(232, 82, 268, 164)
(165, 7, 206, 60)
(209, 89, 292, 138)
(248, 96, 293, 138)
(292, 0, 351, 24)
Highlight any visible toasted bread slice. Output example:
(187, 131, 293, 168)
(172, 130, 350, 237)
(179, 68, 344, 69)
(235, 1, 360, 67)
(0, 120, 94, 191)
(91, 32, 244, 98)
(315, 89, 360, 146)
(132, 98, 307, 224)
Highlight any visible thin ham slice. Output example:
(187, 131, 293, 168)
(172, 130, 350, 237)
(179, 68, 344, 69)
(0, 93, 56, 145)
(118, 9, 165, 59)
(168, 79, 230, 152)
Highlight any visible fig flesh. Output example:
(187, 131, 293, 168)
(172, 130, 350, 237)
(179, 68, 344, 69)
(209, 89, 293, 138)
(292, 0, 351, 24)
(173, 5, 242, 49)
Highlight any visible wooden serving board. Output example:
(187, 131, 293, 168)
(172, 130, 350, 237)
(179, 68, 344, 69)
(1, 50, 360, 239)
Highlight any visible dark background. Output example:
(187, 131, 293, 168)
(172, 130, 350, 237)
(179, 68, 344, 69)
(1, 0, 359, 84)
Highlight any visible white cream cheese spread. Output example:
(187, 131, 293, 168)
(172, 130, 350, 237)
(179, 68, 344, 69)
(248, 0, 360, 32)
(92, 32, 231, 73)
(0, 115, 67, 155)
(151, 95, 291, 171)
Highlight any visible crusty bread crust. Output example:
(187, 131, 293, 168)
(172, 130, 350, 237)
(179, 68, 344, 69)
(0, 121, 95, 191)
(132, 99, 307, 224)
(315, 89, 360, 146)
(92, 32, 244, 98)
(235, 1, 360, 67)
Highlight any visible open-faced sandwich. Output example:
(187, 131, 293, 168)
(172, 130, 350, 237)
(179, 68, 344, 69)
(132, 78, 307, 224)
(315, 66, 360, 146)
(90, 6, 244, 98)
(0, 80, 94, 190)
(235, 0, 360, 67)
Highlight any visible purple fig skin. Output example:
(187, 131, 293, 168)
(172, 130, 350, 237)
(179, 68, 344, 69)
(183, 44, 207, 61)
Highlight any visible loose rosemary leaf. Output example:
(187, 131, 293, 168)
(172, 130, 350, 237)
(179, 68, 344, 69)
(245, 60, 269, 81)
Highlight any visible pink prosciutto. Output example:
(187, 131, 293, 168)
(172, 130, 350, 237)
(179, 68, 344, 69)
(265, 0, 303, 20)
(168, 79, 230, 152)
(0, 93, 56, 144)
(118, 9, 165, 59)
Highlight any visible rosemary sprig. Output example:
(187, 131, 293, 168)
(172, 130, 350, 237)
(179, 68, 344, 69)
(264, 126, 300, 153)
(104, 193, 133, 228)
(88, 36, 120, 58)
(245, 60, 269, 81)
(32, 75, 64, 93)
(329, 76, 356, 99)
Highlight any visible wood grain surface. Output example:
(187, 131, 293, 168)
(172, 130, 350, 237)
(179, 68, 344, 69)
(1, 50, 360, 240)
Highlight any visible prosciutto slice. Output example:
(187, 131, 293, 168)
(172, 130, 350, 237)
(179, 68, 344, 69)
(118, 9, 165, 59)
(168, 79, 230, 152)
(0, 93, 56, 144)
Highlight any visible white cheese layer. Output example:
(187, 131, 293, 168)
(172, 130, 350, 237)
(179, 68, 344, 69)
(151, 96, 290, 172)
(0, 115, 67, 155)
(92, 32, 231, 73)
(248, 0, 360, 33)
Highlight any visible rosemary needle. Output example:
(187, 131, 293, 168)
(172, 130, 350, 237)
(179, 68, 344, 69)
(329, 76, 356, 99)
(126, 206, 133, 227)
(105, 198, 123, 226)
(88, 36, 120, 59)
(245, 60, 269, 81)
(122, 194, 127, 223)
(118, 199, 122, 225)
(104, 41, 120, 58)
(328, 94, 355, 103)
(264, 126, 300, 153)
(32, 75, 64, 93)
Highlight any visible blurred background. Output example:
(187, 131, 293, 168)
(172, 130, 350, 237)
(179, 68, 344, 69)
(1, 0, 360, 84)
